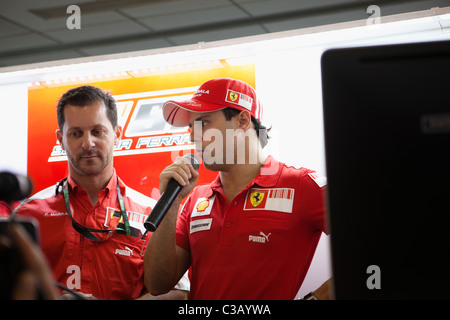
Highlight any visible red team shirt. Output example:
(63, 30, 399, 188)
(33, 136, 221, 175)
(14, 171, 188, 299)
(176, 156, 328, 300)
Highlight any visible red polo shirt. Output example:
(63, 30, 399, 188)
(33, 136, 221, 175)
(14, 171, 188, 299)
(176, 156, 327, 300)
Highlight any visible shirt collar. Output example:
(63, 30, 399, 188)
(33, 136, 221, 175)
(252, 155, 281, 187)
(67, 169, 121, 196)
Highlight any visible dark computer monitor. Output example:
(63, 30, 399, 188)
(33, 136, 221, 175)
(321, 40, 450, 299)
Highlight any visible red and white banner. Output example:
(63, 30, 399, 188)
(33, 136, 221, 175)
(27, 64, 255, 200)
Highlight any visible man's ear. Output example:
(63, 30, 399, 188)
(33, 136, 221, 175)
(237, 110, 252, 131)
(56, 129, 64, 150)
(114, 125, 123, 146)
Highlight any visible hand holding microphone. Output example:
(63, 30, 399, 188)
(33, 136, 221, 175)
(144, 154, 200, 232)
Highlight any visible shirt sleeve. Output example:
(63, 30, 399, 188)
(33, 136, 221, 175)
(299, 170, 329, 235)
(175, 197, 192, 252)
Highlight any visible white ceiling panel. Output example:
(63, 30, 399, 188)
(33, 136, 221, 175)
(47, 20, 150, 43)
(121, 0, 232, 19)
(0, 33, 57, 51)
(237, 0, 344, 16)
(138, 5, 249, 31)
(167, 24, 268, 45)
(0, 18, 26, 37)
(80, 37, 174, 56)
(0, 49, 84, 68)
(0, 0, 448, 67)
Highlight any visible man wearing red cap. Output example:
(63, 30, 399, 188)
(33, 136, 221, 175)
(144, 78, 330, 300)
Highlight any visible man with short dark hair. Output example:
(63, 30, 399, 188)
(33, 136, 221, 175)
(13, 85, 189, 299)
(144, 78, 330, 300)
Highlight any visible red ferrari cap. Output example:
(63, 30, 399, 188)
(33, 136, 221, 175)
(163, 78, 263, 127)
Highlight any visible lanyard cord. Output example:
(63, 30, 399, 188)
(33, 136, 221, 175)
(61, 177, 131, 241)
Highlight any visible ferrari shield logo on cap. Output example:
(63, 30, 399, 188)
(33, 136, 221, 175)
(250, 191, 265, 207)
(225, 89, 253, 111)
(228, 91, 238, 102)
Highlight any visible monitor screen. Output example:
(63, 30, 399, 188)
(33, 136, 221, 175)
(321, 40, 450, 299)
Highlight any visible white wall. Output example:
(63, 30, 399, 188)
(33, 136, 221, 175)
(0, 83, 28, 175)
(256, 47, 331, 298)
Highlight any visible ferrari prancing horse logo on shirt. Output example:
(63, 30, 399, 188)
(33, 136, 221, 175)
(250, 191, 265, 207)
(244, 188, 294, 213)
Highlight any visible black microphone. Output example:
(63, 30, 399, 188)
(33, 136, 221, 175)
(144, 154, 200, 232)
